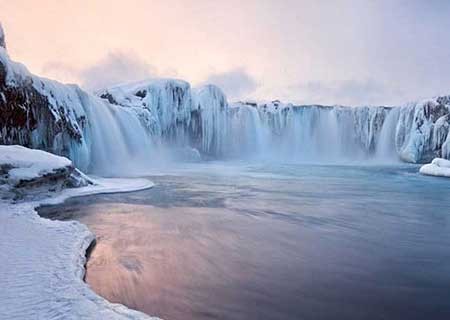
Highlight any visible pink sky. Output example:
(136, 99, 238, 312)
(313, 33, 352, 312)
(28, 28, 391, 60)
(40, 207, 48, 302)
(2, 0, 450, 105)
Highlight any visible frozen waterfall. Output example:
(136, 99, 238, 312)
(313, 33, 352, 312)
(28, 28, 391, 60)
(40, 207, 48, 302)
(2, 45, 450, 171)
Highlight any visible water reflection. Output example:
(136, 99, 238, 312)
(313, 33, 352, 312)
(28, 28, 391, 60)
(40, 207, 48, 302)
(39, 164, 450, 320)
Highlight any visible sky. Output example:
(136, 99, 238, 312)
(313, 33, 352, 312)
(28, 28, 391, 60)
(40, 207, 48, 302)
(1, 0, 450, 105)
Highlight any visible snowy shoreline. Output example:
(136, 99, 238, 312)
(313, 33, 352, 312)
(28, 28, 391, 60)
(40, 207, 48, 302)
(0, 177, 159, 319)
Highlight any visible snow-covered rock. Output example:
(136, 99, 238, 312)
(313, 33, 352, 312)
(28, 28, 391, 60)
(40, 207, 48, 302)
(0, 145, 72, 182)
(98, 79, 193, 136)
(0, 46, 91, 170)
(419, 158, 450, 178)
(0, 45, 159, 174)
(0, 145, 92, 199)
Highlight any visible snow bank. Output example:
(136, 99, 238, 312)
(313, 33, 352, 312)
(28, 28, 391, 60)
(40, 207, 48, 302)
(0, 146, 156, 319)
(419, 158, 450, 178)
(0, 145, 72, 183)
(0, 145, 94, 200)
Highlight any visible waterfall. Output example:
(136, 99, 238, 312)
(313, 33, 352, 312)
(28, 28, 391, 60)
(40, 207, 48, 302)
(194, 85, 228, 156)
(223, 105, 386, 163)
(3, 41, 449, 169)
(79, 92, 155, 176)
(375, 108, 400, 161)
(228, 105, 271, 158)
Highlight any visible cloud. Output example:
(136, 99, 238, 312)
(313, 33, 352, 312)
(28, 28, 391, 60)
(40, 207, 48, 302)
(203, 68, 258, 100)
(42, 50, 158, 91)
(79, 51, 157, 90)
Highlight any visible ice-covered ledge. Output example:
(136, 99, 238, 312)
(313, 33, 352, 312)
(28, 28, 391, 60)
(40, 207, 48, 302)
(0, 146, 157, 319)
(420, 158, 450, 178)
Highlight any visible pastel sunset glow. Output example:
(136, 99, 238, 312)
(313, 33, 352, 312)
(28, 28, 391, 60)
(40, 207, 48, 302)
(2, 2, 450, 320)
(2, 0, 450, 104)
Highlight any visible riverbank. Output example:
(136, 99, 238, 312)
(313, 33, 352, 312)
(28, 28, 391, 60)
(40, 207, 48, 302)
(0, 175, 156, 319)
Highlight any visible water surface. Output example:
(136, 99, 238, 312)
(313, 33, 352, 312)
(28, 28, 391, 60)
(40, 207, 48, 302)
(39, 163, 450, 320)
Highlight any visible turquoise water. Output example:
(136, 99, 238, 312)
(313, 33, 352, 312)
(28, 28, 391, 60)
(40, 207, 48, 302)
(39, 163, 450, 320)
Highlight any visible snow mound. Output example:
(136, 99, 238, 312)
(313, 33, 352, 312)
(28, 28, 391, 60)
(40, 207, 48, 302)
(0, 145, 72, 183)
(420, 158, 450, 178)
(0, 145, 94, 200)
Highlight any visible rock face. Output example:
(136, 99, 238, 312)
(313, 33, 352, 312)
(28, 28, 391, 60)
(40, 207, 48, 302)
(0, 47, 90, 170)
(0, 25, 449, 169)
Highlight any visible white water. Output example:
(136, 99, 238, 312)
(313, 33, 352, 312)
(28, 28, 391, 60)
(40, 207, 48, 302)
(221, 105, 394, 164)
(81, 96, 156, 176)
(1, 46, 449, 174)
(376, 108, 401, 161)
(78, 98, 401, 174)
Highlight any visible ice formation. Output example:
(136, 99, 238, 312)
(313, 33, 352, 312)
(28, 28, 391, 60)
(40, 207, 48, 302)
(1, 27, 450, 173)
(420, 158, 450, 178)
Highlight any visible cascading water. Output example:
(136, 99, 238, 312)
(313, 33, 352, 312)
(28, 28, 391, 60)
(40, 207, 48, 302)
(227, 105, 271, 158)
(375, 108, 401, 161)
(2, 40, 450, 172)
(222, 104, 388, 163)
(51, 87, 413, 171)
(79, 93, 155, 176)
(194, 85, 228, 156)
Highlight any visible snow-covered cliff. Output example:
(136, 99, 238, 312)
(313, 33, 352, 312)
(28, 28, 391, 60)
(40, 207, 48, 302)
(0, 45, 157, 174)
(0, 47, 90, 169)
(0, 26, 449, 170)
(395, 96, 450, 163)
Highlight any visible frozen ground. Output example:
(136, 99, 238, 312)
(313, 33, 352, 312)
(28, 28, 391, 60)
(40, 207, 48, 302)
(420, 158, 450, 178)
(0, 147, 157, 319)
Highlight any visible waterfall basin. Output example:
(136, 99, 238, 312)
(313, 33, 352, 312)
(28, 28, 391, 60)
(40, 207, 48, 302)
(38, 162, 450, 320)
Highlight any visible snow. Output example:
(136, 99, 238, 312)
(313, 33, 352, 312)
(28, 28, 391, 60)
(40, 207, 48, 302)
(97, 78, 193, 136)
(0, 145, 72, 183)
(0, 145, 156, 318)
(0, 177, 156, 319)
(1, 27, 450, 168)
(396, 97, 450, 163)
(420, 158, 450, 178)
